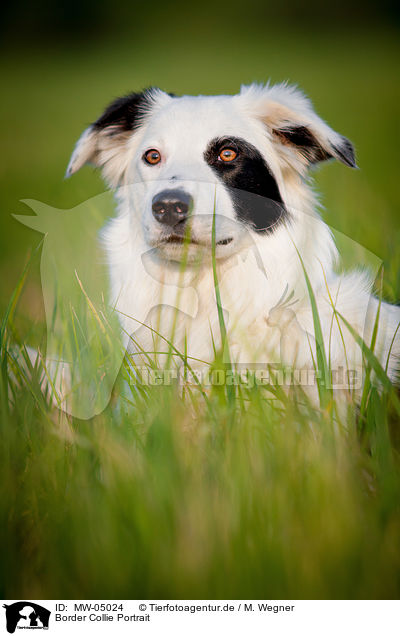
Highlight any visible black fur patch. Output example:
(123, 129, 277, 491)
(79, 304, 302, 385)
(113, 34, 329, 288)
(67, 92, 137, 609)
(274, 125, 332, 163)
(93, 88, 166, 133)
(204, 136, 286, 233)
(274, 125, 357, 168)
(331, 136, 357, 168)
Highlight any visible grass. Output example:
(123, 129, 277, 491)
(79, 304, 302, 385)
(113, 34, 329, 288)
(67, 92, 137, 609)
(1, 25, 400, 599)
(1, 262, 400, 599)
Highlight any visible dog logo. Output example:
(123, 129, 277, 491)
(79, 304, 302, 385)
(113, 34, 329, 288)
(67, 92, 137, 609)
(3, 602, 50, 633)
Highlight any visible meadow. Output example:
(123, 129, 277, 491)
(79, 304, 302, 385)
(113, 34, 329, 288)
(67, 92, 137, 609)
(1, 25, 400, 599)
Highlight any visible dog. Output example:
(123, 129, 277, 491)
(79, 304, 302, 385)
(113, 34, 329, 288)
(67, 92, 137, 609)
(64, 82, 400, 402)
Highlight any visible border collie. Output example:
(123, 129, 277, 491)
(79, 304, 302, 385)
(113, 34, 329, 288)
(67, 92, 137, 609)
(66, 82, 399, 400)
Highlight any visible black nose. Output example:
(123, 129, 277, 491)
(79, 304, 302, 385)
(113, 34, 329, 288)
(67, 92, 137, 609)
(152, 190, 193, 226)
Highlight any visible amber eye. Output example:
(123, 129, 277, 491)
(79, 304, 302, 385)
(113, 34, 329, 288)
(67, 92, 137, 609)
(218, 148, 237, 162)
(143, 149, 162, 165)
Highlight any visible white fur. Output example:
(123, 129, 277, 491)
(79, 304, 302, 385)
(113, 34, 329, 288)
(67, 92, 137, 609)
(69, 83, 400, 399)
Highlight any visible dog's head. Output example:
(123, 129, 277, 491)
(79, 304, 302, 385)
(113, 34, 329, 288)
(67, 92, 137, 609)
(67, 83, 356, 262)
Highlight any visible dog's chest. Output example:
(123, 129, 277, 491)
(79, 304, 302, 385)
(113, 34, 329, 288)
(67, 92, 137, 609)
(120, 256, 284, 368)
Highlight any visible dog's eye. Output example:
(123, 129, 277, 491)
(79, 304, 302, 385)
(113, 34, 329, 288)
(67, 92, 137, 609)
(143, 149, 162, 165)
(218, 148, 237, 162)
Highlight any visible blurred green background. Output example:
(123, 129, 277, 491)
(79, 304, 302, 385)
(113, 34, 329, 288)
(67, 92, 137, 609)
(1, 0, 400, 600)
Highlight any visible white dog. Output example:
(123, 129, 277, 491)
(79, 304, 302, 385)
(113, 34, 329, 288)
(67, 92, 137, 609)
(66, 82, 399, 400)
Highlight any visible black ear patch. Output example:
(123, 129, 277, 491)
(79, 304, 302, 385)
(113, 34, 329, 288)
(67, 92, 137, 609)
(274, 125, 357, 168)
(93, 92, 151, 132)
(273, 125, 332, 163)
(66, 87, 172, 179)
(93, 87, 173, 134)
(331, 135, 357, 168)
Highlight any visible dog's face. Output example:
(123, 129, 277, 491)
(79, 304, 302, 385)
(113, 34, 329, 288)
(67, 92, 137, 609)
(67, 84, 356, 262)
(128, 93, 289, 261)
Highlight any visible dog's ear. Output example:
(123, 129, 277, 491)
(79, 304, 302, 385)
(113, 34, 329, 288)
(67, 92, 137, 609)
(66, 88, 171, 186)
(240, 83, 357, 169)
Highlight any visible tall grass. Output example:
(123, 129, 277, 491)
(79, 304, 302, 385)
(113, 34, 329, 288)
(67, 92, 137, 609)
(1, 244, 400, 600)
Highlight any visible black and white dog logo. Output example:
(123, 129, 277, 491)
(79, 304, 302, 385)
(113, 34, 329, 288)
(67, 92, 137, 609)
(3, 602, 50, 633)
